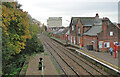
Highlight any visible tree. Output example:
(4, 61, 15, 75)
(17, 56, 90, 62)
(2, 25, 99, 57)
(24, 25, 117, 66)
(2, 2, 43, 75)
(2, 2, 31, 75)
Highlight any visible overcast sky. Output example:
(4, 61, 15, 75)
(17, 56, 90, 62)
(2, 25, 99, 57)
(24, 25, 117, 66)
(17, 0, 119, 27)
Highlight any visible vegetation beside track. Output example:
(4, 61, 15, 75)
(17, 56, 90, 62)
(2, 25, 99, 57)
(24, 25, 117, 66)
(2, 2, 43, 76)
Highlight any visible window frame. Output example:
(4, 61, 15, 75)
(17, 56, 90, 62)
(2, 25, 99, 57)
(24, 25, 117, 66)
(99, 41, 103, 48)
(114, 42, 120, 46)
(104, 42, 110, 48)
(110, 31, 113, 36)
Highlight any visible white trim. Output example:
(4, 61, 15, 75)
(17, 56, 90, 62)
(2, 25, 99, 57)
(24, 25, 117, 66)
(75, 49, 120, 73)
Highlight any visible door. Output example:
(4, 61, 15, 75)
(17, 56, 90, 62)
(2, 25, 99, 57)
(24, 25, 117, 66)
(87, 45, 93, 50)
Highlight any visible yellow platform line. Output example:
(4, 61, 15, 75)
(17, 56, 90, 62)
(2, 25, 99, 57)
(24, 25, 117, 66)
(78, 49, 120, 71)
(54, 39, 120, 71)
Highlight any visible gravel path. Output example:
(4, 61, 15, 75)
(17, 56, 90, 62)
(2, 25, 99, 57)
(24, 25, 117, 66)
(25, 54, 41, 75)
(25, 53, 58, 75)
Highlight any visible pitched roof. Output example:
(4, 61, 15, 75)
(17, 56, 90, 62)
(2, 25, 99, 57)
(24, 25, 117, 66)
(84, 18, 119, 36)
(83, 26, 102, 36)
(71, 17, 80, 26)
(53, 27, 69, 35)
(52, 29, 59, 34)
(93, 18, 102, 26)
(61, 28, 69, 35)
(80, 17, 95, 26)
(53, 29, 64, 34)
(105, 18, 120, 30)
(71, 17, 102, 27)
(65, 30, 70, 35)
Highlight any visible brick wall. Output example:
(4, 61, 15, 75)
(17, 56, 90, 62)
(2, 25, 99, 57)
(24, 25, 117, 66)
(98, 18, 119, 52)
(76, 19, 84, 45)
(83, 35, 98, 51)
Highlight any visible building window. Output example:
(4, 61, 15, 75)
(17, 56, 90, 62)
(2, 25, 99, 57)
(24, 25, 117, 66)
(72, 25, 74, 31)
(68, 36, 70, 40)
(118, 42, 120, 46)
(71, 36, 72, 43)
(114, 42, 117, 46)
(104, 42, 110, 48)
(114, 42, 120, 46)
(110, 32, 113, 36)
(99, 41, 103, 48)
(78, 28, 80, 34)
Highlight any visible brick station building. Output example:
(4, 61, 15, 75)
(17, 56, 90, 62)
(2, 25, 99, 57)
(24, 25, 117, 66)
(97, 18, 120, 52)
(69, 14, 101, 46)
(69, 13, 120, 52)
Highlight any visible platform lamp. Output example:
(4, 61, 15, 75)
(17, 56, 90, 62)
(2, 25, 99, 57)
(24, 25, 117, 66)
(65, 35, 68, 44)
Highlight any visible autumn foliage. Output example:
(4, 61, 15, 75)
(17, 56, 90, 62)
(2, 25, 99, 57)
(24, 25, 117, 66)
(2, 2, 31, 60)
(2, 2, 43, 75)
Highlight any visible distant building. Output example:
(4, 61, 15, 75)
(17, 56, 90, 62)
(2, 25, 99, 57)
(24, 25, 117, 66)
(52, 27, 70, 41)
(47, 17, 62, 31)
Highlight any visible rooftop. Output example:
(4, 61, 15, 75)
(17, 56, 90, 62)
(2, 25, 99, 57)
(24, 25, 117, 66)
(83, 26, 102, 36)
(71, 16, 102, 27)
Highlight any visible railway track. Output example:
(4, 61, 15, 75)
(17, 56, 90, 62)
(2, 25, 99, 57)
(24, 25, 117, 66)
(40, 35, 78, 76)
(42, 42, 67, 75)
(39, 34, 110, 76)
(44, 42, 80, 76)
(51, 40, 109, 76)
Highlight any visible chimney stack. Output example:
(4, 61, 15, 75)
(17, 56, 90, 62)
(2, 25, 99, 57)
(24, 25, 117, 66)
(102, 17, 109, 33)
(95, 13, 99, 18)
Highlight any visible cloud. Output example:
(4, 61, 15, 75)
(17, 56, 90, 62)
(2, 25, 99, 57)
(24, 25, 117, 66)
(17, 0, 119, 26)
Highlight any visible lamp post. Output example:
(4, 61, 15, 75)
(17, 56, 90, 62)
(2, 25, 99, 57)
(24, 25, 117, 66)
(115, 43, 117, 58)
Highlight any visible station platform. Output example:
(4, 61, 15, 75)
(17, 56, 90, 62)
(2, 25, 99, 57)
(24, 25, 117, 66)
(83, 50, 118, 66)
(50, 37, 69, 45)
(50, 37, 120, 75)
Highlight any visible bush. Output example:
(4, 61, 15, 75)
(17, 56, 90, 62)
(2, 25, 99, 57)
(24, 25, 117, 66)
(2, 54, 26, 75)
(24, 35, 43, 55)
(47, 32, 52, 37)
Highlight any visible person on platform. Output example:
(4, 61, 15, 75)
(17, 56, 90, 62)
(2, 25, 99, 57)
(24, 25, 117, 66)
(109, 47, 113, 56)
